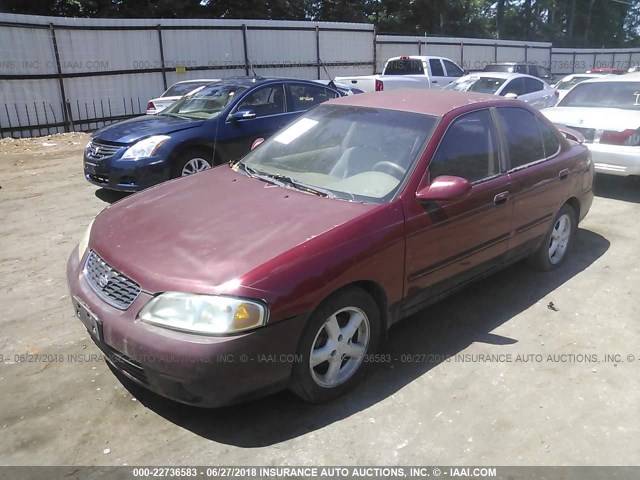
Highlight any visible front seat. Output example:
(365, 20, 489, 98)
(329, 146, 386, 179)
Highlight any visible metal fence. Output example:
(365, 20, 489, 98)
(2, 12, 640, 139)
(0, 14, 375, 138)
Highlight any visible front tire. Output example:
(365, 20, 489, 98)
(171, 149, 213, 178)
(527, 204, 577, 271)
(291, 287, 381, 403)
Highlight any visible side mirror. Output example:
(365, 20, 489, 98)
(228, 109, 257, 122)
(504, 93, 518, 100)
(416, 175, 471, 203)
(251, 137, 265, 150)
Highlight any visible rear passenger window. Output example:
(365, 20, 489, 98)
(501, 78, 526, 96)
(495, 107, 545, 169)
(430, 110, 500, 183)
(289, 84, 338, 112)
(429, 59, 445, 77)
(524, 77, 543, 93)
(538, 118, 561, 157)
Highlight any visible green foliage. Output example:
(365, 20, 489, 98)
(1, 0, 638, 47)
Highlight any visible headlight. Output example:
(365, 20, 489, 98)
(122, 135, 170, 159)
(138, 292, 267, 335)
(77, 219, 94, 262)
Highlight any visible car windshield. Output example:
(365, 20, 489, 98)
(237, 104, 437, 204)
(445, 76, 506, 94)
(559, 81, 640, 110)
(163, 82, 214, 97)
(162, 84, 247, 119)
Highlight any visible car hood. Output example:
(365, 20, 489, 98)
(542, 107, 640, 130)
(89, 166, 373, 294)
(92, 114, 205, 144)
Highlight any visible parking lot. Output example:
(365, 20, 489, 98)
(0, 133, 638, 466)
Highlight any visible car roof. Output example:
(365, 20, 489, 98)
(328, 89, 508, 117)
(205, 76, 341, 91)
(578, 72, 640, 84)
(171, 79, 221, 85)
(461, 72, 540, 80)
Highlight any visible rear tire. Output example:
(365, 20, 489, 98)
(291, 287, 381, 403)
(527, 204, 576, 271)
(171, 149, 213, 179)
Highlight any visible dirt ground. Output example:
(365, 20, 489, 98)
(0, 133, 639, 467)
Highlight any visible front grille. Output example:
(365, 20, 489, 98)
(84, 251, 141, 310)
(85, 140, 122, 160)
(568, 126, 595, 143)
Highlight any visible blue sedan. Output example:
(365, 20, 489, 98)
(83, 77, 342, 191)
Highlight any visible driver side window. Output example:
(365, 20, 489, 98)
(430, 110, 500, 183)
(236, 85, 285, 118)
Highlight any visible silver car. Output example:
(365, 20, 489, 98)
(444, 72, 556, 110)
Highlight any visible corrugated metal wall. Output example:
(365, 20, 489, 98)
(2, 12, 640, 138)
(0, 14, 374, 137)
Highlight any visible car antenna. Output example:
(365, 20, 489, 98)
(248, 59, 259, 79)
(319, 58, 337, 90)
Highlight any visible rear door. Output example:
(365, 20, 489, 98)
(403, 109, 513, 312)
(494, 106, 572, 260)
(519, 77, 549, 109)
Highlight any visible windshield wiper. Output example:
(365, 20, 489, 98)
(266, 174, 336, 198)
(161, 112, 191, 120)
(236, 164, 335, 198)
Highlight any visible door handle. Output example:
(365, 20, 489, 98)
(494, 191, 509, 206)
(559, 168, 569, 180)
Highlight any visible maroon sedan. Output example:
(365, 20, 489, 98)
(67, 90, 594, 407)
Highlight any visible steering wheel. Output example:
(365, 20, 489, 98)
(372, 161, 406, 180)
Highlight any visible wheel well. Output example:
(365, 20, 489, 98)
(331, 281, 389, 333)
(565, 197, 580, 221)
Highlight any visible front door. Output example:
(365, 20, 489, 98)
(403, 108, 514, 313)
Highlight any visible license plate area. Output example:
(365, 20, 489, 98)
(73, 297, 103, 342)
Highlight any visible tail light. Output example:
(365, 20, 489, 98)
(596, 129, 640, 146)
(375, 79, 384, 91)
(147, 101, 155, 111)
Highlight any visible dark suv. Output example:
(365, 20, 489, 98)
(483, 62, 552, 82)
(83, 77, 342, 192)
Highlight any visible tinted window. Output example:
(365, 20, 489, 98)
(559, 81, 640, 110)
(524, 77, 544, 93)
(385, 59, 424, 75)
(538, 118, 561, 157)
(483, 64, 513, 73)
(443, 59, 464, 77)
(515, 64, 527, 74)
(527, 65, 538, 77)
(430, 59, 445, 76)
(495, 107, 545, 169)
(430, 110, 500, 183)
(236, 84, 285, 117)
(289, 84, 338, 112)
(501, 78, 526, 96)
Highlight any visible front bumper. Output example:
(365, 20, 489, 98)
(67, 248, 308, 407)
(83, 151, 172, 192)
(586, 143, 640, 177)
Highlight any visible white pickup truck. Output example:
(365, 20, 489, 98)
(335, 55, 465, 92)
